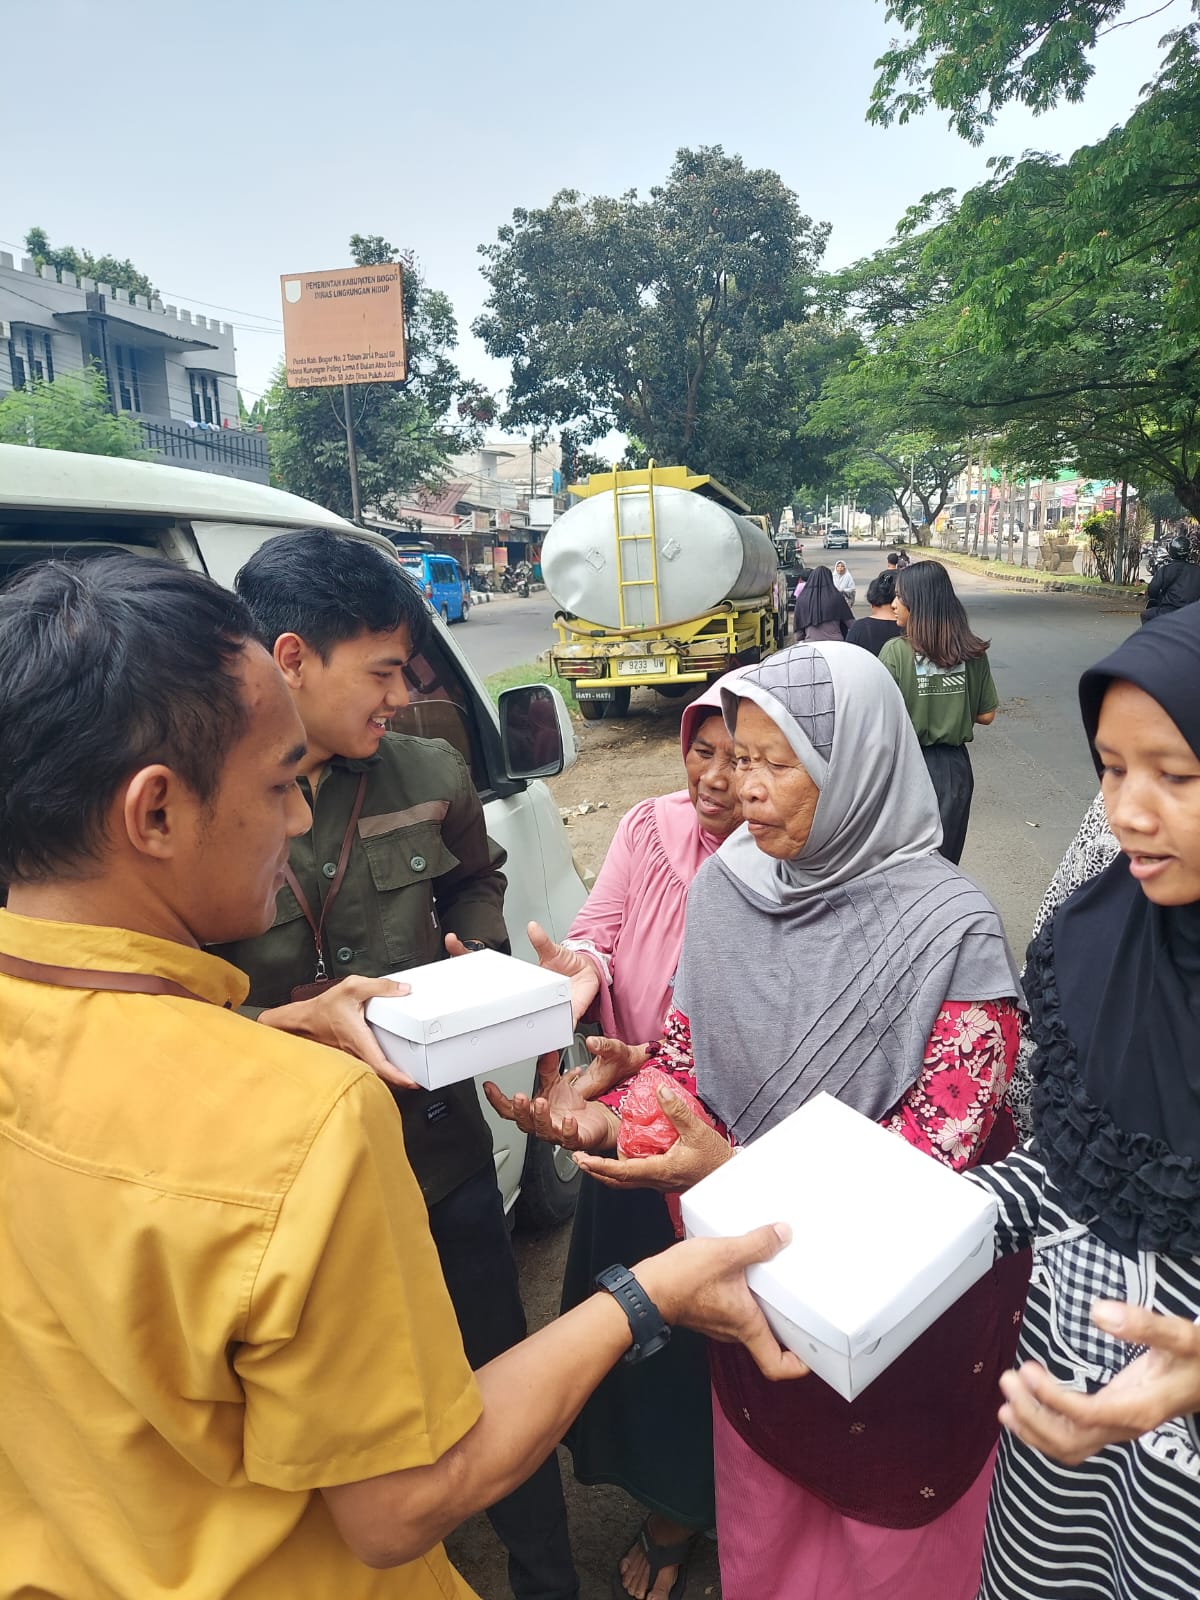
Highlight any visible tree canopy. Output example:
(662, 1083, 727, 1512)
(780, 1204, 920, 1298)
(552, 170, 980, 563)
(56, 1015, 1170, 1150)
(24, 227, 155, 301)
(474, 146, 835, 512)
(264, 233, 494, 519)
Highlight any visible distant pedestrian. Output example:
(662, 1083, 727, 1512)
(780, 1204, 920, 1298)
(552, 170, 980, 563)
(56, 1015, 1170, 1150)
(792, 563, 853, 642)
(880, 560, 997, 864)
(846, 571, 903, 656)
(832, 559, 856, 608)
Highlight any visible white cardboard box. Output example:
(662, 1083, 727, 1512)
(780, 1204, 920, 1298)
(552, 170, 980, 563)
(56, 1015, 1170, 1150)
(365, 949, 574, 1091)
(680, 1092, 998, 1401)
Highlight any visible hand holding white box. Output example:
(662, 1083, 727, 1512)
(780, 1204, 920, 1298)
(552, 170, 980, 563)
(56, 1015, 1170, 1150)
(680, 1092, 998, 1400)
(366, 949, 574, 1091)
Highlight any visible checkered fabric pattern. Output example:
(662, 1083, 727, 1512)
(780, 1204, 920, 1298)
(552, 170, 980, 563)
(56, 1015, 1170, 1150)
(1040, 1228, 1138, 1372)
(745, 649, 836, 761)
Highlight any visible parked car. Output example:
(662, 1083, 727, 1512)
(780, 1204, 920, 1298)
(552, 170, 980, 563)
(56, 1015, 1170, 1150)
(0, 445, 587, 1229)
(823, 526, 850, 549)
(394, 547, 470, 623)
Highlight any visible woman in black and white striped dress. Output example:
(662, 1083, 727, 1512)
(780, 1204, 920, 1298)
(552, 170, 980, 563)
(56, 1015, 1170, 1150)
(967, 605, 1200, 1600)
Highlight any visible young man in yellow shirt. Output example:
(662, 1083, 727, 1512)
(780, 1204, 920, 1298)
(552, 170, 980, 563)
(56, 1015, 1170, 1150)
(0, 552, 801, 1599)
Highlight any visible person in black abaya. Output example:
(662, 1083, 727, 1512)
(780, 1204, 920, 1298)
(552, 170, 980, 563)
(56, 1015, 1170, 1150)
(967, 601, 1200, 1600)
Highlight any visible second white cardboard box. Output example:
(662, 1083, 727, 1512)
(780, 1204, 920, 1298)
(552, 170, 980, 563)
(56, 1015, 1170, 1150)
(680, 1092, 998, 1401)
(366, 949, 574, 1091)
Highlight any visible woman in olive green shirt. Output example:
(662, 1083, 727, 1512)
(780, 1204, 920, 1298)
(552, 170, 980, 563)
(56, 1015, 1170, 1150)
(880, 560, 998, 864)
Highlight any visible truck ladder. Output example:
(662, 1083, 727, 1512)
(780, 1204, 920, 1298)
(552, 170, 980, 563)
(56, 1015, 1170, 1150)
(613, 459, 662, 629)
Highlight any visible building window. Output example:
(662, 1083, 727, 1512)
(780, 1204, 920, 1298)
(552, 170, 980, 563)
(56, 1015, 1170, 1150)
(188, 371, 221, 425)
(8, 329, 54, 389)
(113, 343, 142, 413)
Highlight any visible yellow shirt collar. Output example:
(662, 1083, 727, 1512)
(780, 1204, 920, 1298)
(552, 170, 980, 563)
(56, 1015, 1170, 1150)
(0, 909, 250, 1009)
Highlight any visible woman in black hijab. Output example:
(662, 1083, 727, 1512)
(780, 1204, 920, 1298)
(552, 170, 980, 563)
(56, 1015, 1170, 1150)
(969, 602, 1200, 1600)
(791, 563, 853, 641)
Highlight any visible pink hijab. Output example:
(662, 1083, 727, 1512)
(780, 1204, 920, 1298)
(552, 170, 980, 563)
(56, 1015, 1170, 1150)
(565, 673, 744, 1043)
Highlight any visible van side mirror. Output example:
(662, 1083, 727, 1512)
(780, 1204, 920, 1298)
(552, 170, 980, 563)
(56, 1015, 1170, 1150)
(497, 683, 577, 780)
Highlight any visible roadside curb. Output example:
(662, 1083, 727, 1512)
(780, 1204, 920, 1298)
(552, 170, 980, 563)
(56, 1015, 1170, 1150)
(932, 551, 1142, 602)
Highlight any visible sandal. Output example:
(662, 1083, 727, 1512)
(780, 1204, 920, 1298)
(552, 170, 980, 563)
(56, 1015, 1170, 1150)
(611, 1518, 698, 1600)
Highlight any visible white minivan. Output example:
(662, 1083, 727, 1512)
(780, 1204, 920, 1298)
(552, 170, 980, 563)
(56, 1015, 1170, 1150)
(0, 444, 588, 1228)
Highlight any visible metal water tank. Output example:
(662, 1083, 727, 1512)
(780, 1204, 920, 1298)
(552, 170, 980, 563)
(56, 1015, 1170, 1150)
(542, 485, 778, 629)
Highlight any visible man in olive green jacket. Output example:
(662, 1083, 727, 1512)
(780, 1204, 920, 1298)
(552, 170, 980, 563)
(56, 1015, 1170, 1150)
(216, 529, 578, 1600)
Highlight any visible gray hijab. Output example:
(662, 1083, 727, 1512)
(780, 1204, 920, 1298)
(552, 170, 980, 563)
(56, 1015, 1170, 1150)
(674, 643, 1022, 1144)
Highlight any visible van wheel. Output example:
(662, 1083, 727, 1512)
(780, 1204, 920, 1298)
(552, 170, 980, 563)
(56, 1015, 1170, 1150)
(515, 1036, 588, 1231)
(610, 687, 632, 717)
(459, 597, 470, 622)
(578, 700, 606, 721)
(440, 604, 450, 624)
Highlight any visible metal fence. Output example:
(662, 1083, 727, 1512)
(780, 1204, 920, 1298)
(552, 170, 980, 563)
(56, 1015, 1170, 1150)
(138, 419, 269, 483)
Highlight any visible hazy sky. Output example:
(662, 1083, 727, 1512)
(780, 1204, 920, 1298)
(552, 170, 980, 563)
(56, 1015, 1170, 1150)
(5, 0, 1185, 418)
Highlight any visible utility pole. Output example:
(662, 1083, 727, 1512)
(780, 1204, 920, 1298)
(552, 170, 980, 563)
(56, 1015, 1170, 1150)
(342, 383, 363, 526)
(1117, 479, 1130, 582)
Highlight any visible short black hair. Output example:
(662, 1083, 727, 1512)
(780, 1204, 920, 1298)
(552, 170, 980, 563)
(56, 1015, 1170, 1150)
(867, 571, 897, 608)
(0, 553, 255, 884)
(886, 552, 901, 567)
(235, 529, 429, 659)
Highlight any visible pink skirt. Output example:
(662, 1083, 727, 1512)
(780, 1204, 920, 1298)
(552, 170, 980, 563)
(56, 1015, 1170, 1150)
(713, 1397, 996, 1600)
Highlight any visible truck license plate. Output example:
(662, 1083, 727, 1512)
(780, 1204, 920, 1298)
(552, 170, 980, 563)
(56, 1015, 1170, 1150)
(617, 658, 666, 676)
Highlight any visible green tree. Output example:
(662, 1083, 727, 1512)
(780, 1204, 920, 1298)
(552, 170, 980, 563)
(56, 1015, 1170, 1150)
(868, 1, 1186, 142)
(474, 146, 831, 511)
(264, 233, 494, 518)
(25, 227, 156, 301)
(0, 367, 145, 457)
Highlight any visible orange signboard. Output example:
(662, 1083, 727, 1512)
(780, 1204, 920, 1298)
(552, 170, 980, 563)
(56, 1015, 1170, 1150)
(279, 264, 407, 388)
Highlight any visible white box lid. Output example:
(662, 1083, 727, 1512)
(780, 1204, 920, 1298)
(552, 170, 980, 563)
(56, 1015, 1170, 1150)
(365, 949, 572, 1044)
(680, 1092, 997, 1355)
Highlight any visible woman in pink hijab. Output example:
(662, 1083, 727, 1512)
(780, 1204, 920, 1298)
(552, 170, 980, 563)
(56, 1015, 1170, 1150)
(518, 677, 742, 1600)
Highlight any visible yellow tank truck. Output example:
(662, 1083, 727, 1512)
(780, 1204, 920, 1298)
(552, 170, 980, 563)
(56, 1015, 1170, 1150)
(543, 463, 786, 721)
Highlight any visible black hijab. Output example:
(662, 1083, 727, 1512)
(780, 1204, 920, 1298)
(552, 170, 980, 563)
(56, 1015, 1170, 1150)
(1054, 603, 1200, 1168)
(792, 564, 853, 633)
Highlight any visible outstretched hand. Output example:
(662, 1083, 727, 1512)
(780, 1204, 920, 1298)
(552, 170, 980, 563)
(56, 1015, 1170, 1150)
(998, 1300, 1200, 1466)
(635, 1223, 809, 1383)
(258, 976, 419, 1089)
(574, 1081, 732, 1194)
(527, 920, 601, 1024)
(483, 1067, 618, 1153)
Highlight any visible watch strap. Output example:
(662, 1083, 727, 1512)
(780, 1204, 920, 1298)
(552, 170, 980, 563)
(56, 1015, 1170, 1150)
(594, 1264, 671, 1364)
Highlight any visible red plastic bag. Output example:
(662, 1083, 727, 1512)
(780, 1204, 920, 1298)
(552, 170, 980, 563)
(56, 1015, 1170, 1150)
(617, 1067, 713, 1159)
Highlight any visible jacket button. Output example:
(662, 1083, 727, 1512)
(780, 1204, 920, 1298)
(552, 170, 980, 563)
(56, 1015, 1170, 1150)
(336, 946, 353, 964)
(409, 854, 427, 872)
(322, 861, 338, 879)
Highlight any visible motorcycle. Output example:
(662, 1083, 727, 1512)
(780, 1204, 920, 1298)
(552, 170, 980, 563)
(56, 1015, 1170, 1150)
(499, 561, 532, 598)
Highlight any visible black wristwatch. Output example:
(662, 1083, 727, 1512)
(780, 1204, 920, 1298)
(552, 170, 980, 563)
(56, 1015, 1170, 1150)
(595, 1264, 671, 1364)
(458, 939, 487, 953)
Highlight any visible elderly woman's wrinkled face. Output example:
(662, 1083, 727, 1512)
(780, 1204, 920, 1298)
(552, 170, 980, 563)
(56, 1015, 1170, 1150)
(684, 713, 741, 838)
(733, 701, 820, 860)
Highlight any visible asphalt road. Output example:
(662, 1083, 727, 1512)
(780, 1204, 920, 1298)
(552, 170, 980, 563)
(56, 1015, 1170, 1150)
(456, 589, 559, 679)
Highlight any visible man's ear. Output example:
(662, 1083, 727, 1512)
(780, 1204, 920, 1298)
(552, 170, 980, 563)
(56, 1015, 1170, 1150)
(274, 632, 315, 688)
(121, 765, 188, 861)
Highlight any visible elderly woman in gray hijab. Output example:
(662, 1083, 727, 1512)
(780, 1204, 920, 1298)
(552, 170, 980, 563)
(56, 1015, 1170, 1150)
(543, 643, 1029, 1600)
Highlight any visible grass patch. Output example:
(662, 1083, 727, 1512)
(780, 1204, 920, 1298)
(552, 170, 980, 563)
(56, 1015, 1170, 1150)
(933, 549, 1143, 593)
(484, 659, 580, 714)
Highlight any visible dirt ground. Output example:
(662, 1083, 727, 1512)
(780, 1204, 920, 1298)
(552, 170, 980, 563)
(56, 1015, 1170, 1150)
(445, 686, 723, 1600)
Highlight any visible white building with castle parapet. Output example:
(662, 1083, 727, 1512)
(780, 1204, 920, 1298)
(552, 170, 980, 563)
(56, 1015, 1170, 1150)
(0, 252, 268, 483)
